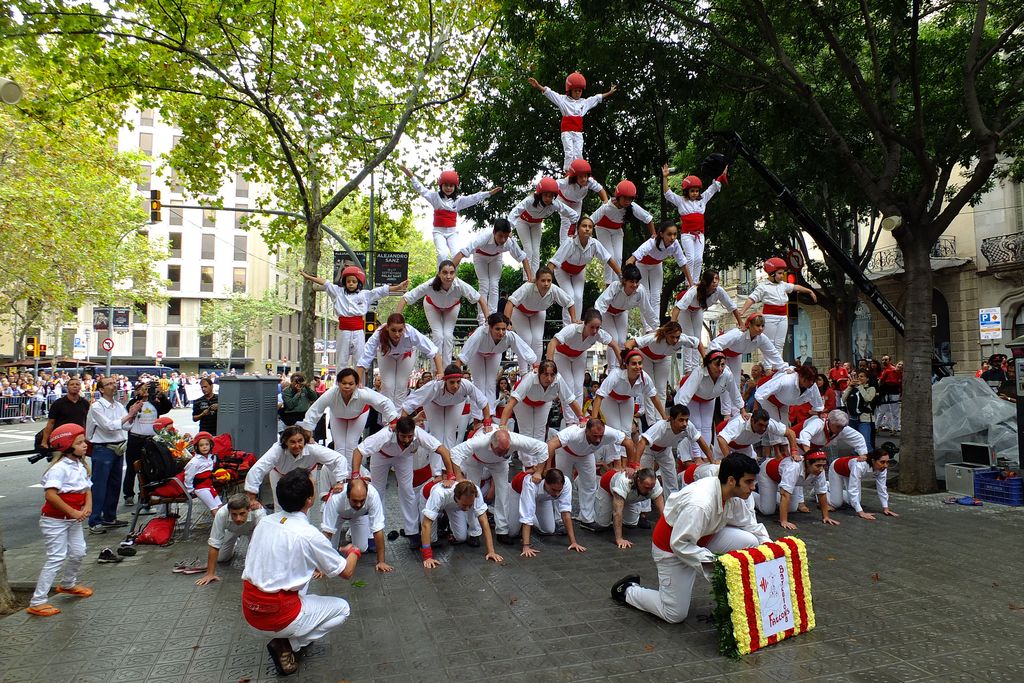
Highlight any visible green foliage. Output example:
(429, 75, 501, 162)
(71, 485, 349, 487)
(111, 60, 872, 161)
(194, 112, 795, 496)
(711, 559, 740, 660)
(199, 288, 291, 354)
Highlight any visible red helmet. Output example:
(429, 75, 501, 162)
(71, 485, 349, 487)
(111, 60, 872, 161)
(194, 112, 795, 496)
(536, 177, 559, 195)
(152, 416, 174, 432)
(681, 175, 703, 191)
(565, 71, 587, 92)
(438, 170, 459, 187)
(341, 265, 366, 286)
(49, 423, 85, 452)
(615, 180, 637, 198)
(764, 257, 787, 275)
(567, 159, 592, 178)
(192, 431, 215, 448)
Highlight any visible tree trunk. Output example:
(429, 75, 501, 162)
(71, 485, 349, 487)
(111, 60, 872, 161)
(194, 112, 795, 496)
(300, 217, 323, 379)
(896, 236, 938, 493)
(831, 304, 853, 367)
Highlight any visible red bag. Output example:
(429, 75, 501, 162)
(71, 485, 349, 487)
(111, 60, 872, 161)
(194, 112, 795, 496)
(212, 433, 234, 457)
(135, 516, 177, 546)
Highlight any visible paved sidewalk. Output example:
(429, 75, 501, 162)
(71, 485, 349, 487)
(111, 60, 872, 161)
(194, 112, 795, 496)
(2, 488, 1022, 682)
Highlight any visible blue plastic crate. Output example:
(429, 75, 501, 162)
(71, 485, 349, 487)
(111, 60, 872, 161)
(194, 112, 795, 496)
(973, 469, 1024, 506)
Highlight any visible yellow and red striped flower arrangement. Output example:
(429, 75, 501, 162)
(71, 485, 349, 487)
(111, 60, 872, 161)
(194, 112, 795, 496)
(711, 536, 815, 657)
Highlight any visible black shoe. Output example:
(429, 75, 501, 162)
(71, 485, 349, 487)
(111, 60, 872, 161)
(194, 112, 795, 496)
(636, 515, 652, 530)
(88, 525, 107, 535)
(495, 533, 517, 546)
(466, 535, 481, 548)
(123, 497, 134, 507)
(101, 519, 129, 528)
(578, 520, 601, 532)
(387, 530, 400, 541)
(407, 534, 421, 551)
(116, 546, 137, 557)
(611, 574, 640, 604)
(97, 547, 123, 564)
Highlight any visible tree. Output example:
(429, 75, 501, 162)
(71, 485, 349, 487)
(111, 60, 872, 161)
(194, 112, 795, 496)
(4, 0, 500, 377)
(0, 69, 166, 357)
(653, 0, 1024, 493)
(199, 288, 291, 362)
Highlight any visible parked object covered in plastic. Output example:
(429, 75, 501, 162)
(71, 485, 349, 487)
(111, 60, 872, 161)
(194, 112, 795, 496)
(933, 377, 1018, 478)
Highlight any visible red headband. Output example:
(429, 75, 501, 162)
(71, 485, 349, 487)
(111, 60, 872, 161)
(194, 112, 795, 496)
(443, 373, 463, 381)
(623, 349, 644, 363)
(804, 449, 827, 462)
(706, 351, 726, 364)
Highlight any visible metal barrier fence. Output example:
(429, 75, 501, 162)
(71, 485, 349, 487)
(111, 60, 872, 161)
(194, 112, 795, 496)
(0, 390, 132, 424)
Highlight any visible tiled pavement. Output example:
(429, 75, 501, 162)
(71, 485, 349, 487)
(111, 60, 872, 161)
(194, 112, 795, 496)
(2, 488, 1022, 683)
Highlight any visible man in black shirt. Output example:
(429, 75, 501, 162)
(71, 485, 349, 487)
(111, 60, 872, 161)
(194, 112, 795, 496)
(41, 378, 90, 448)
(981, 354, 1008, 390)
(192, 376, 219, 434)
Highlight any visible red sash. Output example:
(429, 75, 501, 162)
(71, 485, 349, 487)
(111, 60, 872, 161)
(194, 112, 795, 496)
(721, 348, 741, 357)
(834, 456, 856, 478)
(767, 394, 786, 410)
(41, 491, 87, 520)
(475, 248, 499, 257)
(519, 210, 544, 224)
(560, 115, 584, 132)
(425, 296, 460, 312)
(599, 469, 616, 494)
(608, 390, 632, 402)
(511, 471, 529, 494)
(562, 444, 587, 458)
(567, 223, 577, 236)
(682, 462, 699, 485)
(412, 465, 432, 488)
(595, 215, 623, 230)
(606, 305, 625, 315)
(680, 213, 705, 235)
(522, 395, 547, 408)
(762, 304, 788, 316)
(653, 517, 711, 553)
(765, 458, 782, 483)
(242, 580, 301, 633)
(338, 315, 363, 331)
(433, 208, 457, 228)
(560, 261, 586, 275)
(192, 470, 216, 492)
(516, 303, 540, 315)
(555, 343, 583, 358)
(422, 480, 439, 500)
(728, 440, 746, 450)
(638, 254, 663, 265)
(639, 346, 666, 361)
(336, 404, 370, 421)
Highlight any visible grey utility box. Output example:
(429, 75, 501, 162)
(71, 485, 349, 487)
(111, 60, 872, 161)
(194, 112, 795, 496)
(215, 376, 280, 456)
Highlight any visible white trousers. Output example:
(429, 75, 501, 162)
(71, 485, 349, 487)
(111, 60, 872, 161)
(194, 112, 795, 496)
(461, 459, 511, 535)
(424, 304, 459, 367)
(686, 400, 716, 460)
(555, 449, 597, 523)
(753, 474, 800, 515)
(432, 228, 458, 264)
(596, 228, 623, 282)
(760, 401, 789, 446)
(328, 412, 370, 463)
(723, 356, 745, 415)
(512, 402, 552, 442)
(555, 269, 586, 327)
(604, 311, 629, 367)
(422, 401, 465, 449)
(677, 308, 704, 373)
(195, 488, 222, 512)
(216, 531, 246, 563)
(641, 447, 680, 495)
(473, 257, 503, 323)
(637, 263, 664, 321)
(511, 308, 546, 361)
(763, 313, 788, 356)
(378, 352, 415, 408)
(506, 488, 557, 535)
(369, 455, 418, 535)
(554, 352, 589, 411)
(594, 489, 642, 527)
(624, 526, 759, 623)
(601, 397, 634, 457)
(645, 357, 672, 421)
(336, 329, 365, 370)
(326, 515, 371, 552)
(558, 213, 576, 243)
(31, 517, 86, 607)
(515, 221, 543, 276)
(427, 501, 482, 542)
(560, 131, 584, 171)
(678, 233, 704, 284)
(876, 397, 901, 431)
(260, 593, 351, 651)
(466, 355, 502, 414)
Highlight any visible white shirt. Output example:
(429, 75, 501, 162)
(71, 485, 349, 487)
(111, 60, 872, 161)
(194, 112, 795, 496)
(357, 426, 441, 461)
(184, 453, 215, 492)
(358, 326, 438, 367)
(748, 281, 795, 309)
(244, 443, 349, 494)
(778, 458, 828, 496)
(631, 237, 686, 266)
(208, 506, 266, 549)
(422, 482, 488, 521)
(450, 430, 548, 468)
(85, 396, 128, 443)
(709, 328, 787, 371)
(661, 476, 769, 569)
(675, 285, 736, 313)
(512, 371, 577, 419)
(598, 367, 657, 403)
(460, 326, 537, 371)
(633, 331, 698, 362)
(41, 457, 90, 493)
(402, 378, 488, 414)
(459, 231, 528, 262)
(797, 416, 868, 455)
(410, 176, 490, 215)
(554, 424, 626, 457)
(507, 194, 579, 226)
(556, 176, 604, 211)
(403, 277, 480, 311)
(320, 484, 386, 535)
(715, 414, 787, 457)
(241, 511, 347, 591)
(507, 282, 574, 315)
(755, 372, 824, 412)
(518, 475, 573, 527)
(542, 89, 604, 119)
(602, 470, 664, 507)
(299, 386, 398, 431)
(127, 400, 162, 437)
(323, 283, 390, 318)
(837, 459, 890, 512)
(664, 183, 722, 220)
(552, 322, 613, 356)
(641, 419, 701, 457)
(549, 235, 613, 270)
(596, 281, 658, 331)
(675, 366, 743, 416)
(591, 198, 654, 229)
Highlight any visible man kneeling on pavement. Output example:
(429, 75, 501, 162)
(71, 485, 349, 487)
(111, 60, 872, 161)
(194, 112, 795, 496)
(194, 494, 266, 586)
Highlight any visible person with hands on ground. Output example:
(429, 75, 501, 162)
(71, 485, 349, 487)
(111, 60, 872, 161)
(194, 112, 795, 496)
(195, 494, 267, 587)
(419, 480, 504, 569)
(592, 468, 665, 549)
(320, 478, 393, 573)
(244, 425, 351, 510)
(827, 449, 899, 521)
(510, 468, 586, 558)
(755, 449, 839, 530)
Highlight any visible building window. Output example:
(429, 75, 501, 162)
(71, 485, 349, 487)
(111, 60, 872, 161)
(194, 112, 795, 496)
(139, 132, 153, 156)
(231, 340, 245, 358)
(167, 299, 181, 324)
(233, 235, 247, 261)
(1012, 306, 1024, 339)
(132, 329, 147, 357)
(169, 169, 183, 194)
(287, 338, 292, 360)
(133, 301, 147, 322)
(166, 331, 180, 357)
(233, 267, 247, 293)
(203, 209, 216, 228)
(169, 200, 183, 226)
(137, 165, 151, 191)
(199, 334, 213, 358)
(287, 314, 292, 334)
(168, 232, 182, 258)
(234, 204, 248, 230)
(140, 109, 155, 126)
(236, 173, 249, 198)
(200, 266, 214, 292)
(201, 234, 215, 260)
(167, 265, 180, 291)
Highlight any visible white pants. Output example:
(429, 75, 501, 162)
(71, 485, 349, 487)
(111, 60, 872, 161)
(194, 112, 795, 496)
(194, 488, 222, 512)
(554, 352, 589, 410)
(506, 488, 558, 535)
(461, 459, 511, 535)
(760, 401, 789, 447)
(596, 228, 623, 282)
(641, 447, 679, 495)
(604, 311, 629, 367)
(31, 517, 86, 607)
(754, 475, 800, 515)
(378, 352, 415, 408)
(723, 355, 745, 415)
(427, 502, 482, 542)
(369, 455, 419, 535)
(644, 357, 671, 422)
(512, 401, 552, 442)
(326, 515, 371, 552)
(473, 257, 502, 322)
(328, 412, 370, 464)
(515, 221, 543, 275)
(466, 354, 501, 413)
(511, 308, 546, 361)
(259, 592, 351, 651)
(424, 303, 459, 367)
(600, 397, 634, 457)
(876, 396, 901, 431)
(558, 213, 577, 244)
(686, 399, 716, 460)
(594, 490, 641, 528)
(637, 263, 664, 320)
(555, 449, 597, 523)
(555, 269, 586, 327)
(677, 308, 704, 373)
(422, 401, 465, 449)
(763, 313, 788, 356)
(560, 131, 584, 171)
(679, 233, 704, 283)
(624, 526, 759, 623)
(432, 227, 458, 264)
(336, 329, 365, 370)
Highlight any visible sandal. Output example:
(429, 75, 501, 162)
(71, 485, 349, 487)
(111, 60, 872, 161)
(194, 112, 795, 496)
(266, 638, 298, 676)
(55, 585, 93, 598)
(26, 604, 61, 617)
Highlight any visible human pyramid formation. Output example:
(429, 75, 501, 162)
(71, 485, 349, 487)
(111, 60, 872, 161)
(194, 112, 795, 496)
(26, 73, 899, 677)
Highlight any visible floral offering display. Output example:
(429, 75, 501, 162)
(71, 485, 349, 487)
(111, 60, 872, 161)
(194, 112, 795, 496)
(153, 424, 193, 462)
(711, 536, 815, 658)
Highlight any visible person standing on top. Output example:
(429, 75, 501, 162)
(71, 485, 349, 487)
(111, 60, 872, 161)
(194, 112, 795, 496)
(626, 220, 690, 315)
(527, 72, 619, 171)
(507, 177, 580, 276)
(590, 181, 656, 282)
(555, 159, 608, 242)
(548, 215, 622, 325)
(661, 163, 728, 285)
(737, 258, 817, 354)
(671, 270, 743, 372)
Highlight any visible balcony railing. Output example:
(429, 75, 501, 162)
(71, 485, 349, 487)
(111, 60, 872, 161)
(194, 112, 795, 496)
(980, 232, 1024, 271)
(865, 237, 957, 273)
(737, 281, 756, 296)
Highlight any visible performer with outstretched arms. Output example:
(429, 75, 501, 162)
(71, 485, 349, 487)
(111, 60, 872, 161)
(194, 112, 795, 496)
(527, 72, 618, 171)
(548, 215, 621, 325)
(661, 163, 728, 284)
(507, 177, 580, 275)
(396, 260, 487, 366)
(357, 313, 443, 407)
(504, 267, 577, 361)
(738, 258, 817, 354)
(591, 181, 655, 282)
(671, 270, 743, 372)
(454, 219, 532, 322)
(555, 158, 608, 241)
(547, 308, 622, 401)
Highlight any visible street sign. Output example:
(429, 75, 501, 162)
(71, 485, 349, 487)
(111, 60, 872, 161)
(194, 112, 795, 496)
(375, 251, 409, 285)
(265, 362, 273, 371)
(93, 307, 130, 331)
(785, 248, 804, 271)
(980, 307, 1002, 340)
(101, 337, 114, 352)
(314, 339, 326, 353)
(333, 250, 370, 285)
(321, 354, 329, 365)
(326, 340, 337, 352)
(155, 350, 164, 360)
(73, 336, 87, 360)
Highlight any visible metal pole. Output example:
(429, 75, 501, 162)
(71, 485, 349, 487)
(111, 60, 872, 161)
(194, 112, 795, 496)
(369, 172, 376, 286)
(106, 270, 114, 377)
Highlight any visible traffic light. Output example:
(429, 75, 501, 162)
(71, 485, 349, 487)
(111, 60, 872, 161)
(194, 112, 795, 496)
(364, 311, 378, 335)
(150, 189, 162, 223)
(38, 344, 47, 358)
(786, 272, 798, 285)
(25, 335, 37, 358)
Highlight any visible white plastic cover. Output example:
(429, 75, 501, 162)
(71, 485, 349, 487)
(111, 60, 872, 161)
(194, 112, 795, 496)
(933, 377, 1018, 476)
